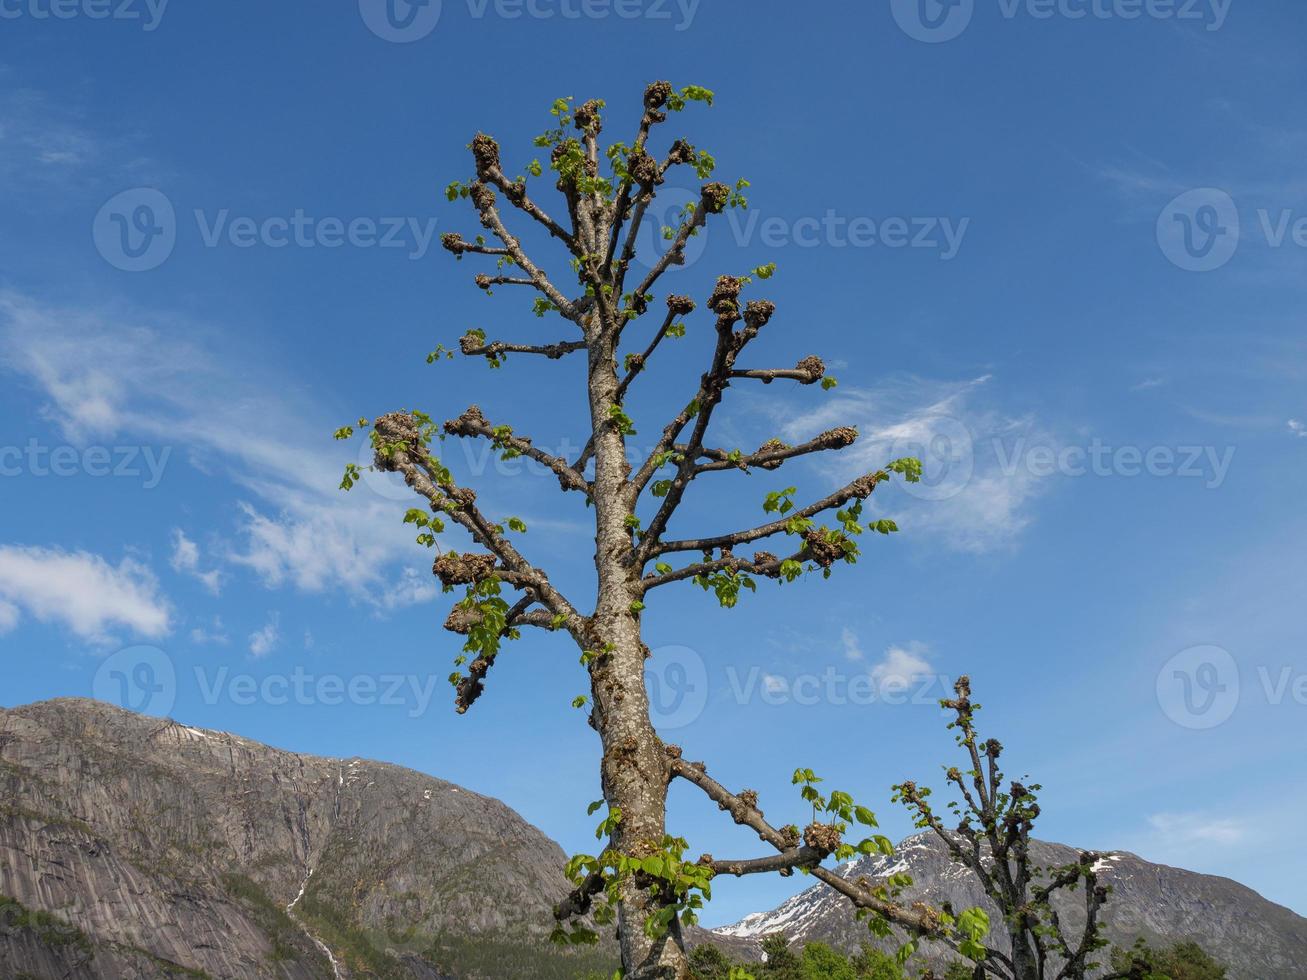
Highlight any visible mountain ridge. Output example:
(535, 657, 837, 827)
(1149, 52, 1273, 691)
(710, 832, 1307, 978)
(4, 697, 1304, 979)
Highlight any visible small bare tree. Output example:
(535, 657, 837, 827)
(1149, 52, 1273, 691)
(895, 677, 1139, 980)
(341, 84, 987, 979)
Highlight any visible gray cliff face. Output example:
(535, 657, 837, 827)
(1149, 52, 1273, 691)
(711, 833, 1307, 979)
(0, 698, 596, 980)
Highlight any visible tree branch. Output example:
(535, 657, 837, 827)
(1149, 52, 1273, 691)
(373, 413, 583, 632)
(698, 847, 825, 878)
(729, 355, 827, 386)
(648, 470, 883, 558)
(469, 183, 580, 321)
(687, 427, 858, 476)
(604, 81, 675, 274)
(447, 594, 543, 713)
(475, 274, 539, 290)
(629, 283, 776, 552)
(572, 295, 697, 475)
(470, 133, 578, 250)
(443, 405, 591, 495)
(669, 755, 948, 938)
(440, 233, 510, 257)
(639, 547, 800, 594)
(458, 332, 587, 362)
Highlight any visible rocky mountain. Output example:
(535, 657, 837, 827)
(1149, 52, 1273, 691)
(711, 832, 1307, 979)
(0, 698, 615, 980)
(5, 698, 1304, 980)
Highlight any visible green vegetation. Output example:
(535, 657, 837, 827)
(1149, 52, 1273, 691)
(677, 937, 913, 979)
(296, 893, 411, 979)
(0, 894, 93, 952)
(669, 935, 1229, 980)
(425, 930, 618, 979)
(220, 874, 305, 965)
(1111, 939, 1229, 979)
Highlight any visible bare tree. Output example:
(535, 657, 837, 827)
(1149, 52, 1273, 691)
(341, 84, 987, 979)
(895, 677, 1140, 980)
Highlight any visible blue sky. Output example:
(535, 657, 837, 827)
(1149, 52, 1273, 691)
(1, 0, 1305, 929)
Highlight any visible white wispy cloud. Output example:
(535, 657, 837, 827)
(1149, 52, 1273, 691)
(1289, 419, 1306, 438)
(1131, 377, 1167, 392)
(0, 87, 164, 201)
(248, 613, 280, 659)
(169, 529, 222, 594)
(0, 291, 434, 609)
(840, 627, 864, 662)
(0, 600, 19, 635)
(775, 375, 1050, 553)
(0, 90, 100, 176)
(0, 545, 171, 643)
(188, 615, 229, 646)
(1146, 811, 1249, 846)
(868, 642, 934, 694)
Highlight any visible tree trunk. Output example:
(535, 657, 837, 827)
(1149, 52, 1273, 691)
(586, 336, 690, 979)
(1010, 932, 1040, 980)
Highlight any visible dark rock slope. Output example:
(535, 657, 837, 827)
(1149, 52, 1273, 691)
(0, 698, 611, 980)
(711, 833, 1307, 979)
